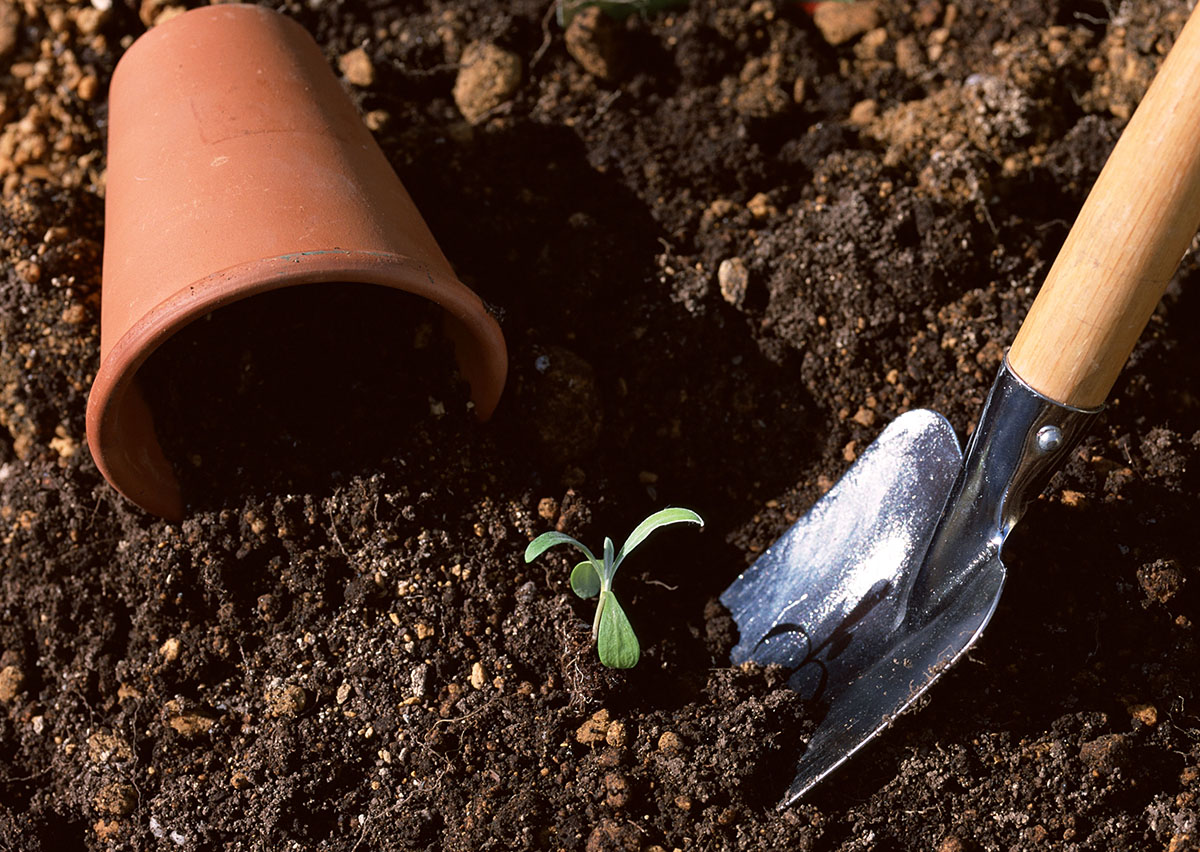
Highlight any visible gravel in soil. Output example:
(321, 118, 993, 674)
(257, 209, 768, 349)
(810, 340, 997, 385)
(3, 0, 1200, 850)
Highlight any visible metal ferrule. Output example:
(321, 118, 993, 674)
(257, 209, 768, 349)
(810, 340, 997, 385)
(905, 356, 1102, 624)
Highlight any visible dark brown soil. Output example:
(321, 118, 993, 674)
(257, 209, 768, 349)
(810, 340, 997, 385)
(3, 0, 1200, 850)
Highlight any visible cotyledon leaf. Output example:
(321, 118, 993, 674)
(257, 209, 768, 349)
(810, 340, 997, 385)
(597, 591, 640, 668)
(570, 561, 602, 599)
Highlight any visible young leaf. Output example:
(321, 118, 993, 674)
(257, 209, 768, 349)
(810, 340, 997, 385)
(570, 561, 601, 599)
(613, 507, 704, 569)
(596, 591, 640, 669)
(524, 531, 596, 565)
(602, 536, 616, 579)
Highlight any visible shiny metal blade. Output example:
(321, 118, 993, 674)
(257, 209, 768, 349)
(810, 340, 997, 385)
(721, 409, 963, 699)
(780, 556, 1004, 803)
(721, 409, 964, 799)
(721, 360, 1100, 806)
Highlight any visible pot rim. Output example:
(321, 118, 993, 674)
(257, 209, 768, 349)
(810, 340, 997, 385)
(86, 249, 507, 520)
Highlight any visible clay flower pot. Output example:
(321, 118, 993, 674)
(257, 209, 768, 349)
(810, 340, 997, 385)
(86, 4, 507, 521)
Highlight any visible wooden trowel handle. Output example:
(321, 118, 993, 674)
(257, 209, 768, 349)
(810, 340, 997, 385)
(1007, 5, 1200, 409)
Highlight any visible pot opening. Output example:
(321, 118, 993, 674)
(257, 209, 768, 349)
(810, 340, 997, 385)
(137, 282, 472, 510)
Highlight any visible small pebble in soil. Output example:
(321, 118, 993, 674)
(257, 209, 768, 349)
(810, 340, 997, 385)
(586, 818, 640, 852)
(453, 42, 521, 124)
(656, 731, 683, 752)
(93, 820, 120, 841)
(164, 700, 215, 738)
(1079, 732, 1132, 775)
(470, 662, 487, 690)
(577, 708, 614, 744)
(94, 782, 137, 816)
(718, 257, 749, 306)
(87, 730, 133, 764)
(604, 771, 630, 808)
(1137, 558, 1186, 605)
(410, 664, 430, 699)
(0, 2, 19, 61)
(566, 6, 624, 79)
(1128, 703, 1158, 726)
(338, 46, 374, 87)
(0, 664, 24, 701)
(267, 683, 307, 717)
(812, 1, 879, 46)
(158, 636, 181, 662)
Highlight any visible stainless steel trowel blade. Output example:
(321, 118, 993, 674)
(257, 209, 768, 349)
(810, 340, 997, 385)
(720, 408, 1003, 805)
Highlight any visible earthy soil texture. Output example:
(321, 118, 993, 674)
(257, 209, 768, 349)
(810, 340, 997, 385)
(3, 0, 1200, 850)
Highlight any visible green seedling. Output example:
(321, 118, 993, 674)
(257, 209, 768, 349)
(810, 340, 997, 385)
(524, 507, 704, 668)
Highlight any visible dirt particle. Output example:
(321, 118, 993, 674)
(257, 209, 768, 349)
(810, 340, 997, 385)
(586, 818, 640, 852)
(1079, 732, 1131, 775)
(158, 636, 181, 662)
(852, 406, 876, 427)
(718, 257, 749, 306)
(14, 259, 40, 284)
(94, 782, 136, 816)
(576, 708, 612, 744)
(453, 42, 521, 124)
(266, 684, 307, 717)
(793, 76, 807, 105)
(747, 192, 776, 219)
(565, 6, 624, 79)
(605, 720, 627, 749)
(537, 497, 558, 520)
(849, 99, 878, 126)
(165, 701, 215, 738)
(1128, 703, 1158, 726)
(75, 6, 107, 36)
(93, 819, 120, 841)
(0, 1, 18, 61)
(656, 730, 683, 751)
(87, 731, 133, 764)
(937, 837, 966, 852)
(415, 622, 435, 640)
(410, 664, 430, 699)
(603, 771, 630, 808)
(1060, 489, 1086, 507)
(76, 74, 99, 102)
(364, 109, 389, 131)
(469, 661, 487, 690)
(734, 53, 790, 118)
(1137, 559, 1186, 605)
(0, 664, 25, 701)
(339, 47, 375, 87)
(230, 771, 252, 789)
(336, 683, 353, 705)
(138, 0, 183, 27)
(813, 1, 879, 46)
(673, 794, 692, 810)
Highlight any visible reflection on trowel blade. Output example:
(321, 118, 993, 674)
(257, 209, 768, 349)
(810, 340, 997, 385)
(720, 409, 967, 803)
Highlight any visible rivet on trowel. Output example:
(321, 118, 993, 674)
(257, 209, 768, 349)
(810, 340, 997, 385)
(1035, 424, 1063, 453)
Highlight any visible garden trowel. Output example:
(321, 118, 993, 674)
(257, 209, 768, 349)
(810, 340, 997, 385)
(722, 6, 1200, 806)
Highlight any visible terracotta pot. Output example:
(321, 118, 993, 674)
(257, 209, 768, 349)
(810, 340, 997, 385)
(86, 4, 507, 521)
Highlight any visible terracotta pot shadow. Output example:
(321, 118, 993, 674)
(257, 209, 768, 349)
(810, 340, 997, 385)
(86, 4, 506, 520)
